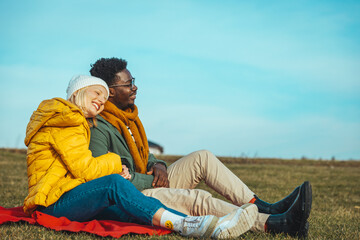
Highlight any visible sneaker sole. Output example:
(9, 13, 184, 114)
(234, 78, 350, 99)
(202, 216, 220, 239)
(216, 203, 258, 239)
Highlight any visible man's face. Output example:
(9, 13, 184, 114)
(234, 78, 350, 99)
(108, 69, 137, 110)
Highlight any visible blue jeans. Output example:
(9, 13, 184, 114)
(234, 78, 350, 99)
(38, 174, 186, 225)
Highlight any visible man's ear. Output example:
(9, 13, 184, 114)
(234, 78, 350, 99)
(109, 88, 115, 97)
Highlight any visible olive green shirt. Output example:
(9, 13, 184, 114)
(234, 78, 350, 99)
(89, 115, 167, 191)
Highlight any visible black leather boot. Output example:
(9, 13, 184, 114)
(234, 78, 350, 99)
(253, 183, 302, 214)
(266, 181, 312, 238)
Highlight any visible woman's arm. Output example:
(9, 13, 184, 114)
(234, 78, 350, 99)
(51, 125, 122, 181)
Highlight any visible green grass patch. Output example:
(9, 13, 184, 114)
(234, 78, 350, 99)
(1, 149, 359, 239)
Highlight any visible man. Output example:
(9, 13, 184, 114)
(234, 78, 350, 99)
(88, 57, 312, 237)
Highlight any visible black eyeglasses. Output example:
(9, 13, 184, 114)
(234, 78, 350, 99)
(109, 78, 136, 89)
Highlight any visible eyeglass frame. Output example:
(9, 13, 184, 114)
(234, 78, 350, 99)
(108, 78, 136, 89)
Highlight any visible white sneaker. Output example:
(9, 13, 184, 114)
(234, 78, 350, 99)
(211, 203, 258, 239)
(175, 215, 219, 238)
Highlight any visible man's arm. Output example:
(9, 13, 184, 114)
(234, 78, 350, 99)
(89, 125, 155, 191)
(147, 153, 167, 169)
(88, 125, 111, 158)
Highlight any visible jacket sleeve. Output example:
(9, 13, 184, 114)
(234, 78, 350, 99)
(51, 126, 122, 182)
(89, 123, 111, 158)
(147, 153, 167, 171)
(120, 156, 155, 191)
(90, 124, 155, 191)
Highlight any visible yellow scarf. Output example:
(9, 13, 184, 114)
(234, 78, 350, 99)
(100, 101, 149, 173)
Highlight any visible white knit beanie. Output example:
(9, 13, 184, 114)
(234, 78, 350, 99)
(66, 75, 110, 100)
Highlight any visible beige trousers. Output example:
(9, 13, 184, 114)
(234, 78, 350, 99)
(141, 150, 269, 231)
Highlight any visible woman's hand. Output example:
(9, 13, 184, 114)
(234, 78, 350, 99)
(119, 165, 132, 180)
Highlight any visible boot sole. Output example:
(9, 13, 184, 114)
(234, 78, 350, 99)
(301, 181, 312, 220)
(298, 221, 309, 239)
(216, 203, 257, 239)
(298, 181, 312, 238)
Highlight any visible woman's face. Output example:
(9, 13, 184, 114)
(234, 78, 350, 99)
(83, 85, 108, 118)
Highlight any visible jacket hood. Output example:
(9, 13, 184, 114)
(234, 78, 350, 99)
(24, 98, 85, 146)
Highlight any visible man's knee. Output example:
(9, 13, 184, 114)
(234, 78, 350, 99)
(194, 149, 219, 166)
(194, 149, 213, 157)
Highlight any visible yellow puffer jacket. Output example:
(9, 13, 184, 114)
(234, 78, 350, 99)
(24, 98, 122, 215)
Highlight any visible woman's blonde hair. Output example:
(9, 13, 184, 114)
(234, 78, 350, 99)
(68, 86, 97, 127)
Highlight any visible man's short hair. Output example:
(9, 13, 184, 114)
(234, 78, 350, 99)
(90, 57, 128, 86)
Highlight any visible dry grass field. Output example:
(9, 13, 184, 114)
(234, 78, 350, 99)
(0, 148, 359, 239)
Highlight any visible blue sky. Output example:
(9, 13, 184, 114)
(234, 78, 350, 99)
(0, 0, 359, 160)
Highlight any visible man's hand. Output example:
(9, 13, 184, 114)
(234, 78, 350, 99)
(119, 165, 132, 180)
(147, 163, 169, 188)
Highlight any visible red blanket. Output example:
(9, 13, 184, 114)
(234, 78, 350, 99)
(0, 206, 172, 238)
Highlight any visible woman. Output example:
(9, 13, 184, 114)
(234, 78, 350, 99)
(23, 75, 258, 239)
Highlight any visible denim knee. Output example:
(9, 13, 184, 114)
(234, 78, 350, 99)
(103, 174, 129, 186)
(104, 174, 124, 183)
